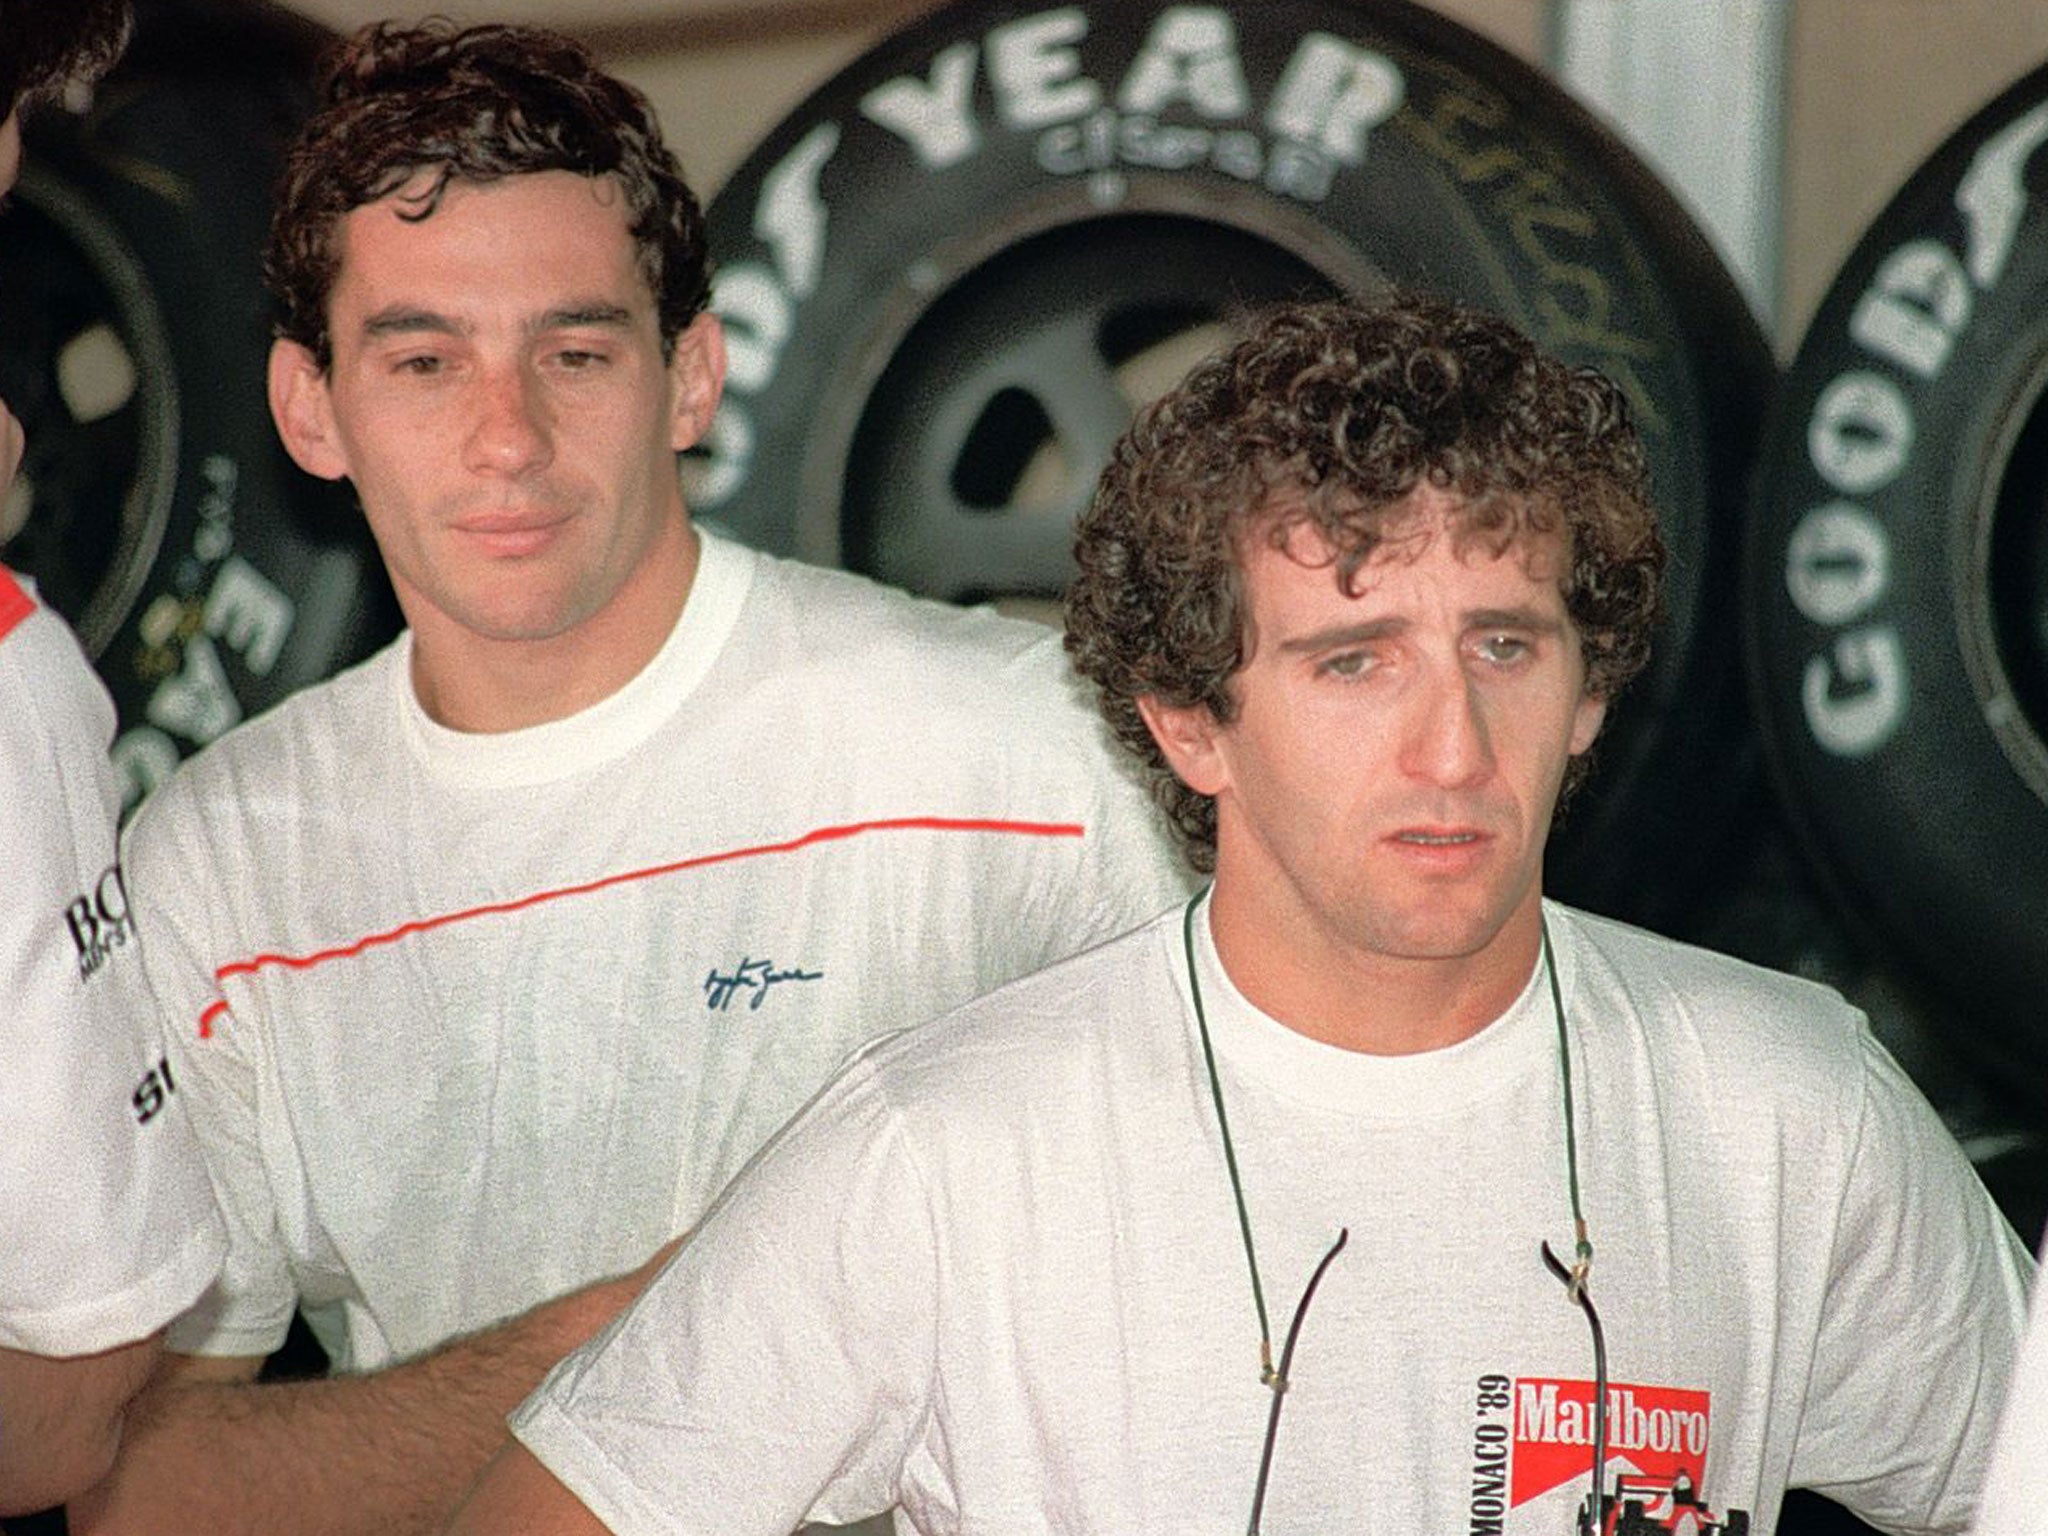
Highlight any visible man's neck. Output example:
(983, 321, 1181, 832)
(1203, 881, 1543, 1056)
(407, 518, 700, 734)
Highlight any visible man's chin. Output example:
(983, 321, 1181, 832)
(1351, 897, 1537, 968)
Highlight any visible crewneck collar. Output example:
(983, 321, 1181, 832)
(1171, 890, 1563, 1117)
(396, 527, 755, 790)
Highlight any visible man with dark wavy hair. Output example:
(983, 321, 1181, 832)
(81, 18, 1186, 1536)
(0, 0, 227, 1517)
(454, 296, 2027, 1536)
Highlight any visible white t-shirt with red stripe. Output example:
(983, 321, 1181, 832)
(0, 567, 223, 1355)
(125, 528, 1192, 1370)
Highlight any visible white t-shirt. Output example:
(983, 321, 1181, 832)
(1971, 1228, 2048, 1534)
(516, 898, 2031, 1536)
(125, 530, 1192, 1371)
(0, 567, 224, 1355)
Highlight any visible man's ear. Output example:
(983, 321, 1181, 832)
(268, 339, 349, 481)
(1569, 688, 1607, 758)
(667, 311, 727, 454)
(1136, 693, 1231, 798)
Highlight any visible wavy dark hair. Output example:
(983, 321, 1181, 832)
(1064, 294, 1665, 872)
(0, 0, 130, 122)
(267, 20, 710, 369)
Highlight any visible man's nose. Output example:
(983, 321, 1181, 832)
(464, 366, 554, 476)
(1400, 667, 1495, 788)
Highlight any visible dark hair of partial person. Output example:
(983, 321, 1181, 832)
(1064, 293, 1666, 872)
(0, 0, 131, 124)
(266, 19, 711, 370)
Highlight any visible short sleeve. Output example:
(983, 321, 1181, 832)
(1972, 1228, 2048, 1535)
(1790, 1030, 2034, 1531)
(512, 1049, 939, 1536)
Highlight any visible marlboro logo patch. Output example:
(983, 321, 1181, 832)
(1511, 1379, 1712, 1505)
(1469, 1374, 1750, 1531)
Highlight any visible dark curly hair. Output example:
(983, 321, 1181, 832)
(267, 20, 710, 370)
(1064, 294, 1665, 872)
(0, 0, 130, 123)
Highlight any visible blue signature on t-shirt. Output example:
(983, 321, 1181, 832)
(703, 957, 825, 1012)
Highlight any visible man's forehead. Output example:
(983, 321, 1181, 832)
(1252, 485, 1569, 577)
(325, 169, 646, 316)
(337, 168, 628, 237)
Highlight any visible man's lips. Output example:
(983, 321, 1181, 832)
(1384, 826, 1496, 868)
(452, 509, 570, 555)
(1391, 825, 1486, 846)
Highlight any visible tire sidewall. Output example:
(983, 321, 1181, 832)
(698, 0, 1772, 927)
(11, 0, 394, 806)
(1745, 64, 2048, 1083)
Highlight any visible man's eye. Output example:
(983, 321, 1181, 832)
(1320, 651, 1370, 679)
(555, 348, 607, 369)
(1478, 634, 1530, 663)
(395, 355, 443, 376)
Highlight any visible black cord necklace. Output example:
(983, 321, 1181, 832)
(1178, 890, 1610, 1533)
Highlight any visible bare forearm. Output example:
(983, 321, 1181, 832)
(71, 1262, 656, 1536)
(0, 1335, 160, 1516)
(447, 1441, 616, 1536)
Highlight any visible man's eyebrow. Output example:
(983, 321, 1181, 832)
(355, 303, 637, 340)
(1275, 608, 1567, 654)
(1465, 606, 1568, 634)
(1277, 618, 1405, 653)
(361, 306, 465, 340)
(536, 303, 633, 332)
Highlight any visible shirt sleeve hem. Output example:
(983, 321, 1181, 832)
(513, 1393, 699, 1536)
(0, 1212, 225, 1357)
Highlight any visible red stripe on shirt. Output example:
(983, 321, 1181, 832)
(0, 568, 36, 644)
(195, 815, 1085, 1038)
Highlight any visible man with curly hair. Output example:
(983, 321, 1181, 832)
(0, 0, 227, 1516)
(455, 296, 2029, 1536)
(75, 18, 1187, 1536)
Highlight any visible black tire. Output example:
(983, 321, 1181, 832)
(1744, 62, 2048, 1104)
(695, 0, 1772, 931)
(1, 0, 396, 807)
